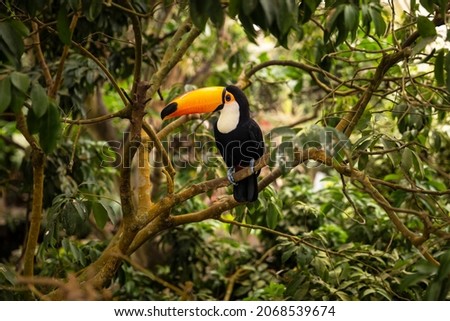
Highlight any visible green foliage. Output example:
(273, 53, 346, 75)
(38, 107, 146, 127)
(0, 0, 449, 302)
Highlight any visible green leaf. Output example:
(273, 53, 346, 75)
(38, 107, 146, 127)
(260, 0, 276, 25)
(209, 0, 225, 28)
(9, 87, 26, 113)
(437, 251, 450, 279)
(419, 0, 434, 13)
(228, 0, 241, 17)
(0, 76, 11, 113)
(57, 7, 72, 45)
(30, 82, 49, 118)
(100, 200, 121, 225)
(357, 153, 369, 171)
(425, 281, 442, 300)
(0, 263, 16, 285)
(69, 241, 86, 266)
(381, 137, 400, 167)
(10, 20, 30, 37)
(10, 71, 30, 94)
(242, 0, 258, 15)
(445, 52, 450, 92)
(410, 150, 424, 179)
(27, 108, 41, 134)
(401, 148, 413, 172)
(325, 5, 344, 36)
(417, 16, 436, 38)
(435, 50, 445, 86)
(343, 4, 359, 33)
(0, 21, 24, 59)
(38, 101, 62, 154)
(368, 7, 386, 36)
(87, 0, 103, 22)
(276, 0, 296, 36)
(92, 201, 109, 229)
(189, 0, 210, 30)
(266, 201, 281, 229)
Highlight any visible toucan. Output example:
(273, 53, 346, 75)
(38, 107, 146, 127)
(161, 85, 264, 202)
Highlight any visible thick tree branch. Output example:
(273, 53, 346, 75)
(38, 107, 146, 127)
(16, 112, 45, 278)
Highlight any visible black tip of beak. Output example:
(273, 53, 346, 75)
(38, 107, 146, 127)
(161, 102, 178, 120)
(214, 104, 224, 112)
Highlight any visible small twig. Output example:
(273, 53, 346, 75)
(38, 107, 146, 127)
(62, 108, 130, 125)
(369, 177, 450, 196)
(68, 124, 81, 172)
(224, 246, 276, 301)
(113, 253, 188, 299)
(340, 174, 365, 224)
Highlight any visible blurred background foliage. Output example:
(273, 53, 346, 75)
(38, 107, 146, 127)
(1, 0, 450, 300)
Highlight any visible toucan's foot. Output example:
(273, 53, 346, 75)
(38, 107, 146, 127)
(249, 159, 255, 174)
(227, 167, 238, 185)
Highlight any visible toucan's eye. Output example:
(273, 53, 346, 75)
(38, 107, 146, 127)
(225, 94, 231, 102)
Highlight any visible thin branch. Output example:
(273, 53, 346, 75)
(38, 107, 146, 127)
(49, 11, 80, 99)
(236, 59, 364, 94)
(340, 174, 365, 224)
(31, 22, 53, 89)
(142, 121, 175, 179)
(62, 108, 130, 124)
(113, 253, 188, 298)
(335, 47, 413, 136)
(370, 177, 450, 196)
(224, 247, 275, 301)
(120, 0, 143, 95)
(158, 115, 201, 139)
(70, 40, 129, 107)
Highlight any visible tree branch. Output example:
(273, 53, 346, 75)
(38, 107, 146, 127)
(49, 11, 80, 99)
(120, 0, 143, 95)
(31, 22, 53, 89)
(32, 16, 130, 107)
(157, 115, 201, 139)
(16, 112, 45, 279)
(142, 121, 175, 180)
(62, 108, 130, 124)
(144, 21, 201, 105)
(235, 59, 363, 94)
(335, 47, 413, 136)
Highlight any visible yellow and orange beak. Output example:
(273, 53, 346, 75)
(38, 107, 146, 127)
(161, 86, 225, 120)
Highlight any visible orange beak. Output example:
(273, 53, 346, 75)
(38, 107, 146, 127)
(161, 86, 225, 120)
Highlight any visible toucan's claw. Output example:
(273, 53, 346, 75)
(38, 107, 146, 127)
(227, 167, 238, 186)
(249, 159, 255, 174)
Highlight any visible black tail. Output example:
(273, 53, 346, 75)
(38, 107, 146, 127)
(233, 174, 258, 202)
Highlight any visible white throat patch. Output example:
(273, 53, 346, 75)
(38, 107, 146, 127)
(217, 101, 240, 134)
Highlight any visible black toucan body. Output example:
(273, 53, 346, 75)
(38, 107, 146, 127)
(161, 85, 264, 202)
